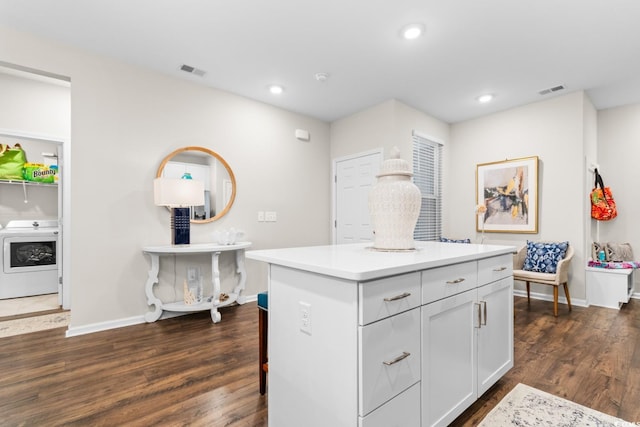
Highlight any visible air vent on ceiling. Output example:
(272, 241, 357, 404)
(538, 84, 565, 96)
(180, 64, 206, 77)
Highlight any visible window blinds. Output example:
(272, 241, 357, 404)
(412, 134, 442, 241)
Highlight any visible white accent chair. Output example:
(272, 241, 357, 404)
(513, 244, 574, 316)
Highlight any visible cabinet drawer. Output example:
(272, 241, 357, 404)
(359, 308, 421, 416)
(422, 261, 477, 305)
(359, 272, 421, 325)
(359, 382, 420, 427)
(478, 254, 513, 285)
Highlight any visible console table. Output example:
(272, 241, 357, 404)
(143, 242, 251, 323)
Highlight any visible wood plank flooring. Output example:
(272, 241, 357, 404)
(452, 296, 640, 426)
(1, 296, 640, 426)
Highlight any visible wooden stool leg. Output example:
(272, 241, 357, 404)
(553, 286, 559, 317)
(563, 283, 572, 311)
(259, 308, 268, 395)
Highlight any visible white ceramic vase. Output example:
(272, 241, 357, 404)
(368, 147, 421, 250)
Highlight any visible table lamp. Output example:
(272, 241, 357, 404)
(154, 177, 205, 245)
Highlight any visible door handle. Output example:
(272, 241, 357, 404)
(480, 300, 487, 326)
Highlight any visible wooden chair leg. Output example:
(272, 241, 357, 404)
(553, 286, 559, 317)
(563, 282, 572, 311)
(258, 308, 268, 395)
(526, 281, 531, 304)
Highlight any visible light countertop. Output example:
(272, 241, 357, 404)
(143, 242, 252, 253)
(246, 242, 516, 281)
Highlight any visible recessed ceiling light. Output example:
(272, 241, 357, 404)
(477, 94, 494, 104)
(401, 23, 425, 40)
(269, 85, 284, 95)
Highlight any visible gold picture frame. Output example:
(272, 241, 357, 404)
(476, 156, 539, 233)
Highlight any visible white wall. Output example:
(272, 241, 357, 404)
(0, 71, 70, 137)
(450, 92, 589, 300)
(331, 99, 449, 165)
(597, 104, 640, 264)
(0, 26, 331, 331)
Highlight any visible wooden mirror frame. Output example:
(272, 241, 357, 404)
(156, 146, 236, 223)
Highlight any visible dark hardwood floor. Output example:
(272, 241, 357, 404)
(1, 296, 639, 426)
(452, 296, 640, 426)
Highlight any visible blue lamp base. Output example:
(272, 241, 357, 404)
(171, 207, 191, 245)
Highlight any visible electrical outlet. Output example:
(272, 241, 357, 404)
(265, 211, 277, 222)
(258, 211, 265, 222)
(299, 301, 311, 335)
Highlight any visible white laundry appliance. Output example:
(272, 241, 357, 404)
(0, 220, 59, 299)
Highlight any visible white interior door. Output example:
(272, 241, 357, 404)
(334, 150, 382, 244)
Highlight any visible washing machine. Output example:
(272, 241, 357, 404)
(0, 220, 59, 299)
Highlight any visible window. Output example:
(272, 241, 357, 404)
(412, 133, 442, 241)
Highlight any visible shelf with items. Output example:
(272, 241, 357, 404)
(161, 292, 240, 313)
(0, 178, 58, 203)
(0, 178, 57, 187)
(163, 300, 213, 313)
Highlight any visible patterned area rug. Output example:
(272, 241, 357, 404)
(0, 312, 70, 338)
(480, 383, 634, 426)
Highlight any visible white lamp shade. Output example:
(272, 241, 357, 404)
(154, 178, 205, 207)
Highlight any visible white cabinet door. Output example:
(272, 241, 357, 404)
(422, 288, 478, 427)
(477, 277, 514, 395)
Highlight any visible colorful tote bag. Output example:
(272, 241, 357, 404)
(0, 143, 27, 180)
(590, 168, 617, 221)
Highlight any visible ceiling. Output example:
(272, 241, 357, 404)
(1, 0, 640, 123)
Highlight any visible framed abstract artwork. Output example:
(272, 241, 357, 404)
(476, 156, 539, 233)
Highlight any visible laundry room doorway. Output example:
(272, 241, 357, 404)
(0, 63, 71, 316)
(0, 131, 68, 311)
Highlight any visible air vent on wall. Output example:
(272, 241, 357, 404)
(538, 84, 565, 96)
(180, 64, 206, 77)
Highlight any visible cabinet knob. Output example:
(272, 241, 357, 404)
(446, 278, 465, 284)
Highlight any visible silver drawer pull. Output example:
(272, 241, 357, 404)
(383, 292, 411, 302)
(446, 278, 465, 284)
(493, 267, 507, 272)
(383, 352, 411, 366)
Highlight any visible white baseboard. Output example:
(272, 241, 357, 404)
(66, 315, 145, 337)
(65, 293, 260, 338)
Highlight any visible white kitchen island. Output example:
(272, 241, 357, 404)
(247, 241, 516, 427)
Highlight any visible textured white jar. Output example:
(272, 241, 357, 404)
(368, 148, 421, 250)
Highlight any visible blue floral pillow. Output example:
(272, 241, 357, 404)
(523, 241, 569, 273)
(440, 237, 471, 243)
